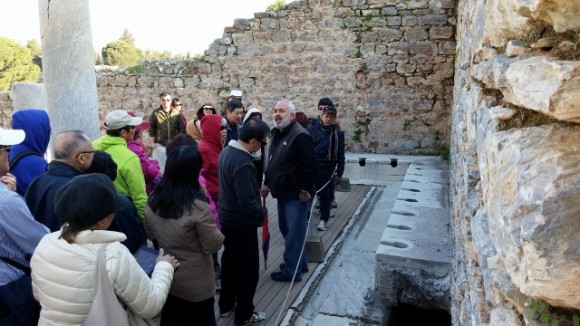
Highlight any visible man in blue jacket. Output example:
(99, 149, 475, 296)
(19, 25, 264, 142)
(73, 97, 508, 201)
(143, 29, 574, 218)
(9, 109, 51, 196)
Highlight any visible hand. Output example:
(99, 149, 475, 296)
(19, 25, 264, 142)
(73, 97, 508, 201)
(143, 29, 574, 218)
(0, 173, 17, 192)
(260, 185, 270, 198)
(156, 248, 180, 270)
(333, 175, 342, 187)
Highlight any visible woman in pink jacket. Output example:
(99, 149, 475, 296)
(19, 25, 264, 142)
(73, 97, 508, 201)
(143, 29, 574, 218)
(127, 113, 162, 194)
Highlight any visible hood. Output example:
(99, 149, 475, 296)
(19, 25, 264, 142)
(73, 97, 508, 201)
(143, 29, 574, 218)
(200, 114, 223, 149)
(243, 108, 262, 124)
(10, 109, 51, 156)
(93, 134, 127, 151)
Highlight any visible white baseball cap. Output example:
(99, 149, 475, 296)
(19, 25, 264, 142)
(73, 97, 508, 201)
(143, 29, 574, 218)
(0, 127, 25, 146)
(105, 110, 143, 131)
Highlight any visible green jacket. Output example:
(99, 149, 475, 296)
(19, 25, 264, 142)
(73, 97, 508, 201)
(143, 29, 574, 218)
(93, 135, 147, 219)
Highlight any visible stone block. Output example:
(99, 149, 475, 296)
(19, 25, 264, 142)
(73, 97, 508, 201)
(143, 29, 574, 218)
(397, 62, 417, 74)
(233, 18, 250, 29)
(429, 26, 454, 39)
(272, 30, 292, 42)
(481, 124, 580, 308)
(388, 42, 410, 55)
(431, 0, 455, 9)
(361, 44, 376, 57)
(513, 0, 580, 32)
(344, 17, 363, 28)
(405, 28, 429, 41)
(408, 1, 429, 9)
(418, 14, 449, 25)
(505, 40, 529, 57)
(379, 28, 403, 42)
(503, 57, 580, 122)
(438, 41, 456, 55)
(260, 18, 279, 29)
(334, 7, 355, 18)
(403, 15, 418, 26)
(366, 17, 387, 27)
(382, 6, 398, 16)
(410, 41, 438, 56)
(387, 16, 402, 26)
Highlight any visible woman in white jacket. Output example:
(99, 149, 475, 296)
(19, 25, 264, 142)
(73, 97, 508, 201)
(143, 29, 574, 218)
(30, 174, 180, 325)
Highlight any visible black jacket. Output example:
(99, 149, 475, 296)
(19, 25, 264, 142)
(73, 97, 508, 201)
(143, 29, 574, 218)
(25, 161, 83, 231)
(217, 143, 264, 227)
(265, 121, 316, 199)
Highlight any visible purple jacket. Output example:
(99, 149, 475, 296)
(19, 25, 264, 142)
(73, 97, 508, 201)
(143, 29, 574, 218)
(127, 140, 162, 194)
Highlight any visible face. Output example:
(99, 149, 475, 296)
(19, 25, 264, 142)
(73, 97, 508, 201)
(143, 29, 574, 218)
(0, 145, 10, 176)
(203, 107, 214, 116)
(226, 108, 244, 124)
(97, 213, 115, 230)
(273, 102, 294, 129)
(322, 113, 337, 127)
(121, 126, 136, 142)
(160, 95, 172, 110)
(318, 105, 327, 119)
(173, 102, 182, 113)
(220, 119, 228, 142)
(74, 143, 95, 171)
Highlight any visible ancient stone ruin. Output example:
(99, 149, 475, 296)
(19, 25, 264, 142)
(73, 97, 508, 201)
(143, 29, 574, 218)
(1, 0, 579, 324)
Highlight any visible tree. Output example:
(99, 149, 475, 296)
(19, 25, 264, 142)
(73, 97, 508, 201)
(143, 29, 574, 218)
(266, 0, 286, 12)
(101, 40, 142, 66)
(0, 37, 41, 91)
(119, 28, 135, 45)
(26, 39, 42, 69)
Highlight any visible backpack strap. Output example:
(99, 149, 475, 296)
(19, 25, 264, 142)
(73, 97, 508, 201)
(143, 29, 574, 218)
(9, 150, 42, 170)
(0, 257, 31, 275)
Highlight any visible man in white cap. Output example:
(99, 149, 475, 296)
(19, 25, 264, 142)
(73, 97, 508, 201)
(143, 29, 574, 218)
(0, 127, 49, 325)
(93, 110, 147, 219)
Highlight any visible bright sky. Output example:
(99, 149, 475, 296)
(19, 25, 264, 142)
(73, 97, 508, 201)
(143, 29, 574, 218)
(1, 0, 275, 55)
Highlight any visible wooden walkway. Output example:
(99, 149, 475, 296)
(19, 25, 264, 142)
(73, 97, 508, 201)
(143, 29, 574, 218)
(215, 185, 371, 326)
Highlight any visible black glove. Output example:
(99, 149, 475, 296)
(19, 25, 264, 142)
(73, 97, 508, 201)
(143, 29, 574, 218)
(333, 175, 342, 187)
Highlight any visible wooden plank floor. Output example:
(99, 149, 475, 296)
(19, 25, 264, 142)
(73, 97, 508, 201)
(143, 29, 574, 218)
(215, 185, 371, 326)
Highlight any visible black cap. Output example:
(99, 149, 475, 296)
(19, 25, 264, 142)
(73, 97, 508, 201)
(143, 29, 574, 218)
(322, 106, 337, 116)
(55, 174, 129, 229)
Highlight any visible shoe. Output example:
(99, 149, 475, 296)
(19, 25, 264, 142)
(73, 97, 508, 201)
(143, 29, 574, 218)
(219, 307, 234, 317)
(235, 311, 267, 325)
(331, 200, 337, 208)
(271, 271, 302, 282)
(317, 220, 327, 231)
(279, 263, 309, 273)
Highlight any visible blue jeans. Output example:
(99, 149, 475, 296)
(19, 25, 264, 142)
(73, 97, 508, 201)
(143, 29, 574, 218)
(277, 198, 312, 278)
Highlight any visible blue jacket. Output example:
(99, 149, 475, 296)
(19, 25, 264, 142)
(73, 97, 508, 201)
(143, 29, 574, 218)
(308, 123, 345, 178)
(9, 109, 51, 196)
(25, 162, 83, 232)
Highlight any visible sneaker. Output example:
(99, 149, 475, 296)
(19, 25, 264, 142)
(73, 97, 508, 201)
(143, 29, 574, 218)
(331, 200, 337, 208)
(219, 307, 234, 317)
(279, 263, 309, 273)
(317, 220, 327, 231)
(271, 271, 302, 282)
(235, 311, 267, 325)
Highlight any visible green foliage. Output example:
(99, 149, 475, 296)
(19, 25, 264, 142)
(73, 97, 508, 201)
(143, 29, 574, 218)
(119, 29, 135, 45)
(527, 299, 580, 326)
(361, 63, 368, 72)
(266, 0, 285, 12)
(102, 40, 142, 66)
(352, 128, 363, 142)
(26, 39, 42, 69)
(0, 37, 41, 91)
(364, 13, 374, 21)
(440, 146, 450, 161)
(141, 49, 176, 61)
(126, 64, 146, 74)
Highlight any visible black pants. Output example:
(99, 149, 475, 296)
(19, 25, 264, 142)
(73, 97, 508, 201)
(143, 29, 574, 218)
(0, 275, 40, 326)
(218, 224, 259, 324)
(161, 294, 216, 326)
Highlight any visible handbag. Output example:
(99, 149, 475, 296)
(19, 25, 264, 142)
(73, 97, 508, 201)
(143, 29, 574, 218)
(83, 244, 130, 326)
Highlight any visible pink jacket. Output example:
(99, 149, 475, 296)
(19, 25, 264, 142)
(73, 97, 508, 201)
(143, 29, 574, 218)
(127, 140, 162, 194)
(199, 171, 220, 230)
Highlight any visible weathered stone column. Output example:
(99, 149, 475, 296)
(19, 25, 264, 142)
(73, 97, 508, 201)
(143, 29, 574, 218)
(10, 83, 46, 111)
(38, 0, 99, 140)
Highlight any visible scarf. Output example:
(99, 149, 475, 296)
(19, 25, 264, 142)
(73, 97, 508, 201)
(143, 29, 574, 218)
(322, 124, 338, 162)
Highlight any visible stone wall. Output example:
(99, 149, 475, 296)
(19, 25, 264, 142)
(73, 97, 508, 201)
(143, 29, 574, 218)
(1, 0, 455, 154)
(451, 0, 580, 324)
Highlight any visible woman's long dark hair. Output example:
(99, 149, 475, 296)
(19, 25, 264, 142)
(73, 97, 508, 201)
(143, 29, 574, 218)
(148, 146, 206, 219)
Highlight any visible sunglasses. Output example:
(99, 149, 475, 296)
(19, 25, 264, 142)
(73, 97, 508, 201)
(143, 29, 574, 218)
(260, 139, 268, 147)
(0, 145, 11, 153)
(220, 126, 226, 130)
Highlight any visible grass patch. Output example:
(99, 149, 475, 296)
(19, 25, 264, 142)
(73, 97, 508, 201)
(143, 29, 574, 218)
(497, 104, 575, 130)
(126, 64, 146, 74)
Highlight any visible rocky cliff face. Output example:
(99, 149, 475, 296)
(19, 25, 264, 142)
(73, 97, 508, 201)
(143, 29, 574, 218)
(451, 0, 580, 324)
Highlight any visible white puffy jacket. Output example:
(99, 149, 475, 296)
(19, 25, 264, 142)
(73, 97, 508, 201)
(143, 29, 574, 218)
(31, 230, 174, 326)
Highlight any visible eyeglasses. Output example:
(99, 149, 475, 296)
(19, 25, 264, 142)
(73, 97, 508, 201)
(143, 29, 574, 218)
(75, 150, 95, 158)
(260, 139, 268, 147)
(203, 107, 214, 110)
(0, 145, 11, 153)
(220, 126, 226, 130)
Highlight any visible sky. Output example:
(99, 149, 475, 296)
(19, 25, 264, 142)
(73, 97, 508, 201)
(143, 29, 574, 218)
(0, 0, 275, 55)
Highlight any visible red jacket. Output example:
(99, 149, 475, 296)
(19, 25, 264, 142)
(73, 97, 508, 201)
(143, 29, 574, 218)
(198, 115, 223, 204)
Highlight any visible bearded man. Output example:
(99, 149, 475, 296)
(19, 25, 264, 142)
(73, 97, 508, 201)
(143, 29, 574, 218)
(260, 99, 316, 282)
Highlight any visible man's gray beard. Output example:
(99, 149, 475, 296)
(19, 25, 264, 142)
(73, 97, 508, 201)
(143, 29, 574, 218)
(274, 116, 292, 129)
